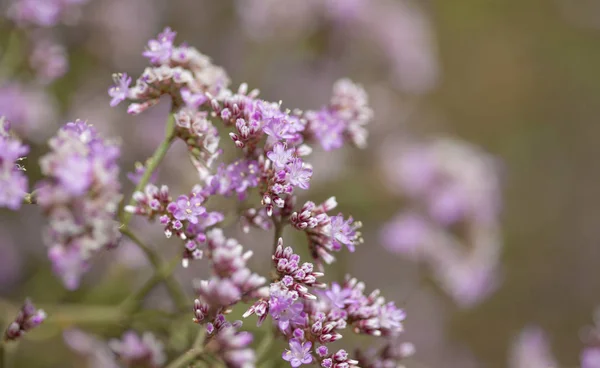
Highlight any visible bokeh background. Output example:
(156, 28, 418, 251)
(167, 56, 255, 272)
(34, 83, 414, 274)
(2, 0, 600, 367)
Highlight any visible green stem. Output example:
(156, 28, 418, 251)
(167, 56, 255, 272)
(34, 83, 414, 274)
(119, 228, 188, 310)
(191, 328, 206, 349)
(255, 331, 274, 364)
(164, 347, 204, 368)
(120, 256, 181, 313)
(164, 329, 207, 368)
(43, 304, 124, 326)
(121, 113, 177, 226)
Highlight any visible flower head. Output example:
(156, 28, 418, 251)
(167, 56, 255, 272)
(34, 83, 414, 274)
(143, 27, 177, 64)
(169, 195, 206, 224)
(0, 117, 29, 210)
(282, 339, 313, 367)
(108, 73, 131, 107)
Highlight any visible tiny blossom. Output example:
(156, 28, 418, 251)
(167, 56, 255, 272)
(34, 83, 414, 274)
(142, 27, 177, 64)
(267, 142, 294, 168)
(282, 339, 313, 367)
(286, 158, 312, 190)
(108, 73, 132, 107)
(108, 331, 166, 368)
(37, 120, 122, 289)
(269, 284, 306, 331)
(328, 214, 362, 252)
(126, 162, 158, 184)
(169, 194, 206, 224)
(323, 282, 354, 309)
(0, 117, 29, 210)
(4, 299, 46, 341)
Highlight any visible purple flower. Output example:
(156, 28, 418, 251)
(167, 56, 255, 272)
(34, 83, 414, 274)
(169, 195, 206, 224)
(379, 213, 429, 258)
(181, 88, 208, 109)
(323, 282, 353, 309)
(142, 27, 177, 64)
(54, 155, 92, 195)
(306, 109, 345, 151)
(267, 142, 293, 168)
(108, 73, 131, 107)
(269, 285, 305, 331)
(328, 214, 360, 252)
(509, 327, 557, 368)
(108, 331, 166, 368)
(377, 302, 406, 332)
(582, 348, 600, 368)
(286, 158, 312, 190)
(127, 162, 158, 184)
(0, 118, 29, 210)
(263, 115, 296, 143)
(37, 121, 121, 289)
(282, 339, 313, 367)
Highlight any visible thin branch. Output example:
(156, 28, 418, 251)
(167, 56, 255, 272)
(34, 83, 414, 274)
(170, 349, 203, 368)
(255, 331, 274, 364)
(120, 113, 176, 226)
(119, 228, 188, 310)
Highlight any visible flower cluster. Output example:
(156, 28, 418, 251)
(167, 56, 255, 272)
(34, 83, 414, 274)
(245, 236, 408, 368)
(290, 197, 363, 266)
(28, 36, 68, 84)
(64, 329, 165, 368)
(193, 229, 267, 326)
(0, 117, 29, 210)
(36, 120, 122, 290)
(174, 108, 221, 174)
(235, 0, 439, 94)
(4, 298, 46, 341)
(7, 0, 90, 27)
(109, 27, 229, 114)
(108, 331, 166, 368)
(107, 27, 409, 368)
(205, 326, 255, 368)
(125, 183, 224, 266)
(380, 137, 503, 307)
(304, 78, 373, 151)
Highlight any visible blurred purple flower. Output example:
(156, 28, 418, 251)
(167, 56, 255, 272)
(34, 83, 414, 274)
(37, 120, 122, 289)
(108, 73, 131, 107)
(29, 37, 69, 84)
(509, 327, 557, 368)
(0, 117, 29, 210)
(4, 298, 46, 341)
(108, 331, 166, 368)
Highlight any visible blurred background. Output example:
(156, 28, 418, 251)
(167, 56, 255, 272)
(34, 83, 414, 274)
(2, 0, 600, 367)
